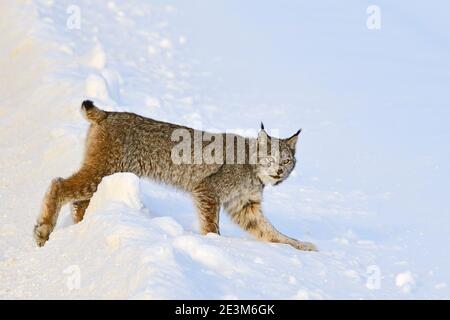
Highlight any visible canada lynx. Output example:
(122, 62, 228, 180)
(34, 100, 317, 251)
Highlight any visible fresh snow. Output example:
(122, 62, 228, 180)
(0, 0, 449, 299)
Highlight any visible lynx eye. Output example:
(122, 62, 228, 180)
(283, 159, 291, 165)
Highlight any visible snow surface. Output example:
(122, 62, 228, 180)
(0, 0, 449, 299)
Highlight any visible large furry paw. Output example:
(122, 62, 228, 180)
(290, 240, 318, 252)
(34, 223, 52, 247)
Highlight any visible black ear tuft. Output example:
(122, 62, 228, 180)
(261, 122, 265, 130)
(295, 128, 302, 136)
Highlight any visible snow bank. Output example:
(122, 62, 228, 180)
(0, 173, 382, 299)
(86, 173, 143, 214)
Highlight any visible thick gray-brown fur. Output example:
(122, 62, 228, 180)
(34, 100, 316, 251)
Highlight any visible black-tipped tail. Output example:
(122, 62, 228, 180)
(82, 100, 95, 111)
(81, 100, 107, 123)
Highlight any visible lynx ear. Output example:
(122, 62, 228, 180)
(285, 129, 301, 150)
(258, 123, 268, 141)
(257, 123, 270, 157)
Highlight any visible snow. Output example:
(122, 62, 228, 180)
(86, 173, 143, 214)
(159, 39, 172, 50)
(1, 0, 449, 299)
(88, 43, 107, 70)
(395, 271, 416, 294)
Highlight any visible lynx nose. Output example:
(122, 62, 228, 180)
(277, 168, 283, 175)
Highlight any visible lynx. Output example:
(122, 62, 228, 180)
(34, 100, 317, 251)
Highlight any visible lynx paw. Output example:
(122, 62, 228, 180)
(291, 240, 318, 252)
(34, 223, 52, 247)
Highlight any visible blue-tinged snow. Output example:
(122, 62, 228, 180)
(0, 0, 449, 298)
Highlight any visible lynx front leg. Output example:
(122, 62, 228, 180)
(192, 184, 220, 235)
(225, 193, 317, 251)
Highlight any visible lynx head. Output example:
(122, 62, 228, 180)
(256, 123, 300, 186)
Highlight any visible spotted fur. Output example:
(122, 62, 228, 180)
(34, 101, 316, 251)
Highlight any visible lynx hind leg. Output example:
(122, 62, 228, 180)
(224, 193, 317, 251)
(34, 169, 102, 246)
(192, 184, 220, 235)
(71, 200, 90, 223)
(34, 177, 64, 247)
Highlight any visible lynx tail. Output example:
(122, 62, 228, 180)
(81, 100, 107, 124)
